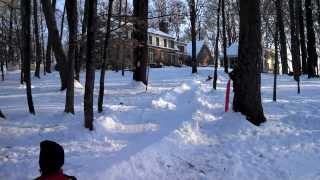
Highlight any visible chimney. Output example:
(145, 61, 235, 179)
(159, 20, 169, 33)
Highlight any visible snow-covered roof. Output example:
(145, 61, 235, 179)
(226, 43, 238, 57)
(148, 28, 176, 39)
(186, 40, 205, 57)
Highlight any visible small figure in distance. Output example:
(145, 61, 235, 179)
(35, 140, 76, 180)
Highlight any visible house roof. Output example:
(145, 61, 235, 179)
(147, 28, 176, 39)
(186, 40, 205, 57)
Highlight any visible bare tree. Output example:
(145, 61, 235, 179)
(232, 0, 266, 126)
(305, 0, 318, 77)
(84, 0, 98, 130)
(98, 0, 114, 113)
(132, 0, 149, 83)
(64, 0, 78, 114)
(188, 0, 197, 73)
(222, 0, 228, 73)
(289, 0, 301, 93)
(297, 0, 307, 74)
(21, 0, 36, 114)
(33, 0, 42, 78)
(275, 0, 288, 74)
(213, 0, 221, 90)
(41, 0, 68, 90)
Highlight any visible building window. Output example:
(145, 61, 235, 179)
(178, 45, 184, 52)
(156, 37, 160, 46)
(149, 49, 154, 63)
(164, 39, 167, 47)
(148, 36, 153, 45)
(170, 40, 174, 48)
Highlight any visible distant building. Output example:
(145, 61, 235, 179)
(186, 40, 214, 66)
(92, 17, 187, 69)
(147, 28, 187, 67)
(220, 42, 276, 73)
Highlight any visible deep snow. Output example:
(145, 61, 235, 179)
(0, 67, 320, 180)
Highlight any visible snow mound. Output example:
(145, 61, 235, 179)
(173, 122, 214, 145)
(152, 98, 176, 110)
(96, 117, 159, 134)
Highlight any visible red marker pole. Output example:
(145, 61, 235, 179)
(225, 79, 231, 112)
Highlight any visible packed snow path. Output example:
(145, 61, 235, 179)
(0, 67, 320, 180)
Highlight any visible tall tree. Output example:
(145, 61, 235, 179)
(289, 0, 301, 93)
(132, 0, 149, 83)
(98, 0, 114, 113)
(305, 0, 318, 77)
(41, 0, 67, 90)
(213, 0, 221, 90)
(297, 0, 308, 74)
(21, 0, 36, 114)
(232, 0, 266, 126)
(8, 1, 14, 70)
(222, 0, 228, 73)
(33, 0, 42, 78)
(188, 0, 197, 74)
(64, 0, 77, 114)
(76, 0, 90, 81)
(275, 0, 288, 74)
(45, 0, 55, 74)
(84, 0, 97, 130)
(273, 13, 279, 102)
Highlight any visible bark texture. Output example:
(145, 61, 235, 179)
(84, 0, 97, 130)
(21, 0, 36, 114)
(98, 0, 114, 113)
(232, 0, 266, 126)
(132, 0, 149, 82)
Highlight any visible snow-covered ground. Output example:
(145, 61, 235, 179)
(0, 67, 320, 180)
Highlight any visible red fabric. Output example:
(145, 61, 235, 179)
(225, 79, 231, 112)
(38, 170, 68, 180)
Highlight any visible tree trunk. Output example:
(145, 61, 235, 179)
(40, 3, 46, 75)
(44, 0, 55, 74)
(76, 0, 90, 81)
(84, 0, 97, 130)
(189, 0, 197, 74)
(273, 15, 279, 102)
(41, 0, 67, 90)
(297, 0, 308, 74)
(289, 0, 301, 93)
(222, 0, 228, 73)
(213, 0, 221, 90)
(21, 0, 36, 114)
(275, 0, 288, 74)
(33, 0, 42, 78)
(8, 3, 14, 69)
(305, 0, 318, 78)
(1, 60, 4, 81)
(133, 0, 149, 82)
(98, 0, 114, 113)
(232, 0, 266, 126)
(64, 0, 77, 114)
(0, 110, 5, 119)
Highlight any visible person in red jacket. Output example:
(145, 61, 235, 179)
(35, 140, 76, 180)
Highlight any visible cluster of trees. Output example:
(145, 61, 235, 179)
(1, 0, 320, 127)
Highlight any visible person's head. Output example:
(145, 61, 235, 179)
(39, 140, 64, 175)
